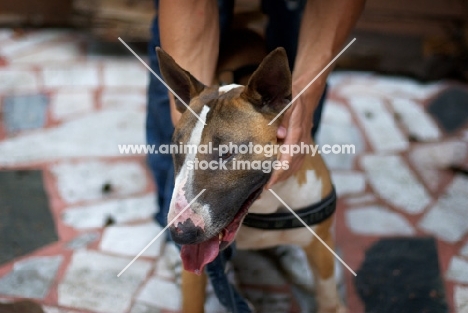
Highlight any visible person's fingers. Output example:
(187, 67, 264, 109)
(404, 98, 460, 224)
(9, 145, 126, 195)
(267, 126, 302, 188)
(277, 125, 287, 139)
(277, 103, 293, 138)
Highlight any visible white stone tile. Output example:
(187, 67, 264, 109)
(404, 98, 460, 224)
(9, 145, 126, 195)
(337, 83, 384, 99)
(371, 76, 443, 100)
(136, 277, 181, 311)
(155, 242, 182, 281)
(461, 242, 468, 258)
(349, 97, 408, 152)
(327, 72, 349, 87)
(455, 285, 468, 313)
(318, 100, 362, 170)
(331, 171, 366, 196)
(0, 69, 38, 92)
(409, 141, 467, 192)
(362, 155, 431, 214)
(130, 302, 161, 313)
(0, 109, 145, 165)
(42, 63, 99, 88)
(103, 61, 148, 87)
(345, 205, 415, 236)
(446, 256, 468, 284)
(62, 194, 157, 229)
(58, 250, 151, 313)
(101, 89, 146, 110)
(11, 42, 82, 64)
(0, 31, 71, 58)
(321, 100, 353, 125)
(0, 256, 63, 299)
(328, 71, 373, 88)
(0, 29, 13, 41)
(419, 176, 468, 242)
(316, 123, 364, 170)
(339, 75, 442, 100)
(50, 90, 95, 121)
(100, 223, 163, 258)
(390, 98, 441, 141)
(52, 160, 147, 204)
(345, 193, 376, 206)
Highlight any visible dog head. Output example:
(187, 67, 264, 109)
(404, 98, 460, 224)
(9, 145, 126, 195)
(157, 47, 291, 274)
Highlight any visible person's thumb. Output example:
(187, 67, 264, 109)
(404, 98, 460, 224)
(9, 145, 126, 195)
(277, 106, 292, 139)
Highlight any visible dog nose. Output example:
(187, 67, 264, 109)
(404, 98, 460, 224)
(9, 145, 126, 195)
(169, 218, 204, 245)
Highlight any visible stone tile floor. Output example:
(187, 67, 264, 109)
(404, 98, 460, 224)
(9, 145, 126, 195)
(0, 29, 467, 313)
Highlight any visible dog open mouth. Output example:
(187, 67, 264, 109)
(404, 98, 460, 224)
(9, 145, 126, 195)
(180, 186, 264, 275)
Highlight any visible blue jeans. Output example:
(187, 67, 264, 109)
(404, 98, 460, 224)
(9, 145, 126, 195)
(147, 0, 325, 312)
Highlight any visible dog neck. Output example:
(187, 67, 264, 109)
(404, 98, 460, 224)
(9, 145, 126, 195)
(247, 144, 332, 215)
(294, 141, 333, 199)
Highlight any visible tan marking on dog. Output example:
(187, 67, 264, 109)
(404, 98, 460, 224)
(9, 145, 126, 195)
(302, 216, 345, 313)
(181, 270, 207, 313)
(237, 224, 316, 250)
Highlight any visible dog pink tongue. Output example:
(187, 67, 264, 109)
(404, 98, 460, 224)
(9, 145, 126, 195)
(180, 236, 220, 275)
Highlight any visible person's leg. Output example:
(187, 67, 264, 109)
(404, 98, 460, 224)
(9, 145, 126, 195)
(262, 0, 326, 138)
(147, 5, 175, 229)
(147, 1, 251, 312)
(262, 0, 306, 69)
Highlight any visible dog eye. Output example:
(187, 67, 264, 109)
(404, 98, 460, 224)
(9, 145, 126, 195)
(220, 151, 234, 161)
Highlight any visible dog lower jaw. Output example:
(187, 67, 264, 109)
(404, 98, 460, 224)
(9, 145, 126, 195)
(180, 186, 264, 275)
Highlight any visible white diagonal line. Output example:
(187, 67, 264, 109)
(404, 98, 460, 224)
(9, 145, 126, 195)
(268, 189, 357, 276)
(118, 37, 207, 125)
(118, 189, 206, 277)
(268, 38, 356, 125)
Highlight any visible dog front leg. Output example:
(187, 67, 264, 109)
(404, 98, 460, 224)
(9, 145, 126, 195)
(182, 269, 207, 313)
(302, 217, 346, 313)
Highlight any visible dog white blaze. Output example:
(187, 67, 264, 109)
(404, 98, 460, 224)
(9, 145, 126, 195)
(218, 84, 241, 94)
(169, 105, 211, 221)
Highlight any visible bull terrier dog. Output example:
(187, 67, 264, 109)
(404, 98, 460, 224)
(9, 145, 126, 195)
(157, 47, 344, 313)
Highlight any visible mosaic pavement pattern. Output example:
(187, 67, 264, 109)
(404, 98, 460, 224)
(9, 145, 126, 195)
(0, 29, 468, 313)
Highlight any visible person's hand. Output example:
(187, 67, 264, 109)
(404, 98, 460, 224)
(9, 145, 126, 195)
(266, 79, 326, 188)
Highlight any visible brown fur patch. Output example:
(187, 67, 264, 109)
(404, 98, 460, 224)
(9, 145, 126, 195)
(302, 215, 335, 279)
(181, 270, 207, 313)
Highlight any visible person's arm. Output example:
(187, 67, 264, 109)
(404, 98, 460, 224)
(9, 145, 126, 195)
(158, 0, 219, 125)
(267, 0, 366, 187)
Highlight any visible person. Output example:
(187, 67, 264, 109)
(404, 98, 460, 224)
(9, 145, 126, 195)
(146, 0, 365, 311)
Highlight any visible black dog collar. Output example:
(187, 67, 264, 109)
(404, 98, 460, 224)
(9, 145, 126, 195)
(242, 187, 336, 230)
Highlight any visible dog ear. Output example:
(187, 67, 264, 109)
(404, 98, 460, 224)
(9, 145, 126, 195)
(241, 47, 292, 114)
(156, 47, 206, 113)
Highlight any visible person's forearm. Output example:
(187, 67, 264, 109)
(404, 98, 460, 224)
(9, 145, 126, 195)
(159, 0, 219, 85)
(159, 0, 219, 124)
(293, 0, 365, 89)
